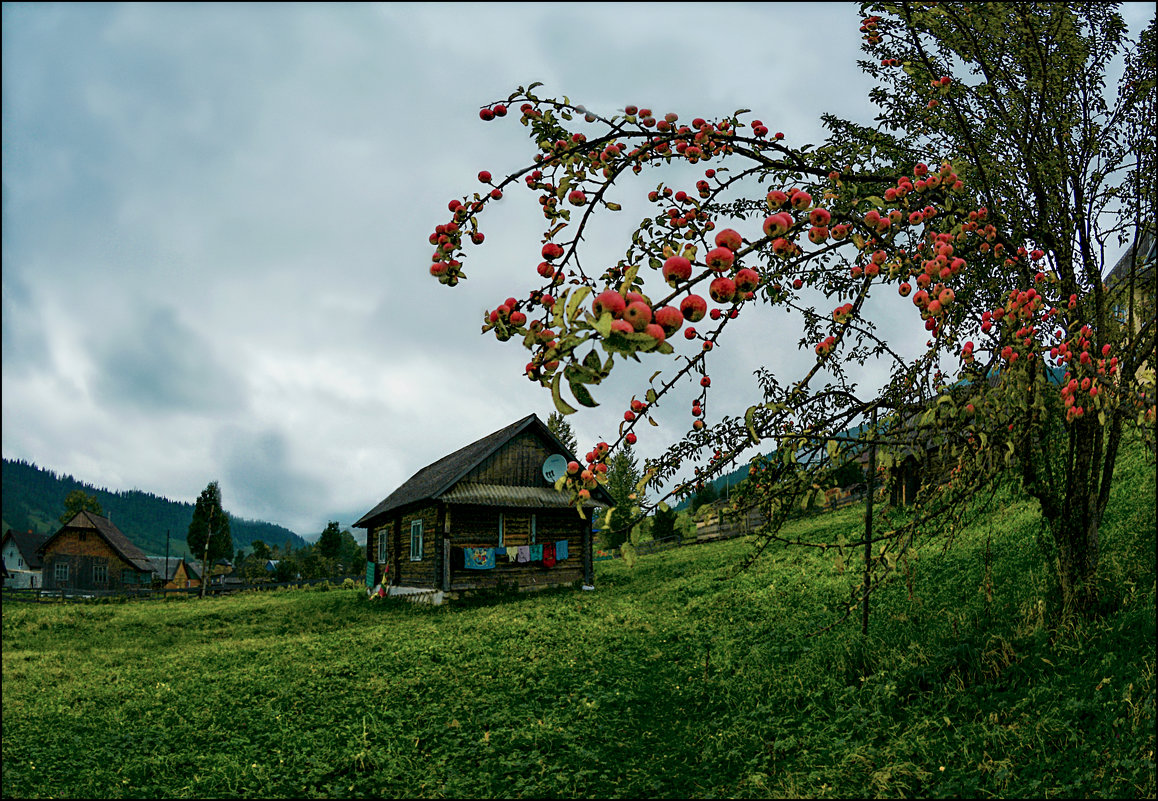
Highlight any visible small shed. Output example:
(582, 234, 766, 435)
(356, 413, 612, 597)
(37, 511, 153, 591)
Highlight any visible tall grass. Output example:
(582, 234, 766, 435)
(3, 443, 1153, 798)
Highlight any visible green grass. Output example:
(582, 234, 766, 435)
(3, 445, 1154, 798)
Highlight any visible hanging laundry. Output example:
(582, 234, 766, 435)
(516, 545, 531, 563)
(555, 539, 569, 561)
(542, 543, 556, 568)
(528, 543, 544, 562)
(506, 546, 519, 562)
(463, 547, 495, 569)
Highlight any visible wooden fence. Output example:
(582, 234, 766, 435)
(1, 575, 363, 605)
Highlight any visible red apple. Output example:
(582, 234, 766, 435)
(714, 228, 743, 251)
(762, 212, 793, 238)
(592, 290, 627, 318)
(624, 301, 653, 331)
(662, 255, 693, 285)
(644, 323, 666, 342)
(705, 247, 735, 272)
(734, 268, 760, 293)
(680, 294, 708, 322)
(654, 305, 684, 336)
(709, 276, 737, 304)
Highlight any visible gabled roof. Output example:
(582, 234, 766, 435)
(3, 529, 49, 569)
(145, 556, 192, 582)
(38, 511, 153, 573)
(1106, 227, 1156, 288)
(355, 413, 612, 528)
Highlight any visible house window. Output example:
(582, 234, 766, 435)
(498, 512, 505, 547)
(531, 513, 537, 545)
(93, 564, 108, 584)
(122, 569, 136, 585)
(410, 520, 423, 561)
(55, 562, 69, 583)
(377, 528, 388, 563)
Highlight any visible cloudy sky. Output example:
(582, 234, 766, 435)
(3, 3, 1152, 539)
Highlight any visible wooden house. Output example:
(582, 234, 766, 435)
(37, 511, 153, 592)
(2, 529, 48, 589)
(355, 414, 612, 598)
(145, 556, 201, 590)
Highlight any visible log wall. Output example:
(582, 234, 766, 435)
(40, 531, 145, 591)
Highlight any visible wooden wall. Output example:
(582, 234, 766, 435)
(462, 430, 558, 486)
(446, 504, 588, 591)
(40, 531, 144, 591)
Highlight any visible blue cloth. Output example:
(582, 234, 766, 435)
(555, 539, 569, 561)
(463, 547, 495, 570)
(528, 544, 544, 562)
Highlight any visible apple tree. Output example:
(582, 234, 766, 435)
(427, 2, 1155, 619)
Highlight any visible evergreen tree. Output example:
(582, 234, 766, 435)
(547, 411, 578, 454)
(602, 444, 645, 549)
(651, 504, 677, 542)
(317, 521, 341, 560)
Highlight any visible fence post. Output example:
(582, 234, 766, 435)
(862, 407, 877, 636)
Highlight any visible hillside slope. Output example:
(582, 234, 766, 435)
(2, 438, 1153, 798)
(1, 458, 309, 556)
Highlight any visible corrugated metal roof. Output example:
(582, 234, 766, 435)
(438, 483, 602, 509)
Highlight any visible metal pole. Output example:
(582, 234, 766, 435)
(862, 407, 877, 636)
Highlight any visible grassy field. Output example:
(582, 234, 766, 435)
(2, 444, 1154, 799)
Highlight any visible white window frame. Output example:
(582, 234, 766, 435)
(92, 564, 107, 584)
(55, 562, 69, 583)
(377, 528, 388, 563)
(409, 519, 423, 561)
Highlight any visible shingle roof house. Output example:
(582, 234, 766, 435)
(356, 414, 611, 597)
(37, 511, 153, 591)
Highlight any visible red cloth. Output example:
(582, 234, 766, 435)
(542, 543, 556, 568)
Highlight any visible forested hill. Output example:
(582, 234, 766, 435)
(1, 458, 309, 558)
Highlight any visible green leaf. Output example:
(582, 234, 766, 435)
(551, 374, 577, 416)
(621, 264, 640, 290)
(566, 286, 593, 323)
(591, 312, 613, 338)
(570, 381, 599, 408)
(745, 406, 762, 445)
(583, 349, 602, 374)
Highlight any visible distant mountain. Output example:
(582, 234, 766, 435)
(1, 458, 310, 557)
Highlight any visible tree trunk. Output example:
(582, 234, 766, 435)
(1052, 514, 1100, 615)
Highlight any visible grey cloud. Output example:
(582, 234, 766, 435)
(92, 306, 246, 415)
(215, 426, 320, 530)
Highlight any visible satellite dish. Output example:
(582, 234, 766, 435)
(542, 454, 569, 483)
